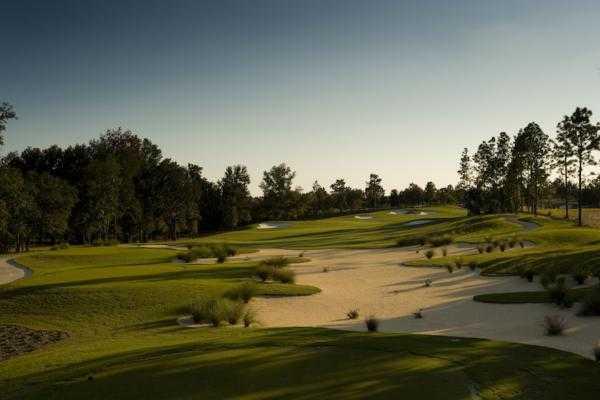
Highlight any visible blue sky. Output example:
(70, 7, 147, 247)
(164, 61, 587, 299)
(2, 0, 600, 194)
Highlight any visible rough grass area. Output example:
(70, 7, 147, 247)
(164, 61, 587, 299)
(0, 325, 68, 362)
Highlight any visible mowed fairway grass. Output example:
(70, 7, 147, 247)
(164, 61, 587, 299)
(2, 208, 600, 399)
(181, 206, 508, 249)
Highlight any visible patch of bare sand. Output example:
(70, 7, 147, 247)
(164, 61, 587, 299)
(251, 246, 600, 359)
(0, 257, 31, 285)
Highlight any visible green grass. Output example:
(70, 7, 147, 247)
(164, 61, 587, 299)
(3, 322, 600, 399)
(405, 215, 600, 276)
(3, 210, 600, 398)
(180, 206, 468, 249)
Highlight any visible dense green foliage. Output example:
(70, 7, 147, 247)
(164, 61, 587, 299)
(458, 107, 600, 222)
(0, 110, 460, 252)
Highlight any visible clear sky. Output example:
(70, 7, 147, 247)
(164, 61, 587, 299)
(2, 0, 600, 195)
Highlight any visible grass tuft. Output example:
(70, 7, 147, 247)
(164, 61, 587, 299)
(365, 316, 379, 332)
(544, 315, 567, 336)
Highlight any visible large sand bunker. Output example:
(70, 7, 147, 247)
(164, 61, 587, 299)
(0, 257, 31, 285)
(257, 222, 291, 229)
(251, 247, 600, 359)
(354, 215, 373, 220)
(389, 209, 409, 215)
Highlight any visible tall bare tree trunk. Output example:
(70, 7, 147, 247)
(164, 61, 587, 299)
(564, 162, 569, 220)
(578, 159, 583, 226)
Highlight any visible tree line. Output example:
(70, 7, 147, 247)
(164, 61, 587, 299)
(0, 103, 458, 251)
(457, 106, 600, 226)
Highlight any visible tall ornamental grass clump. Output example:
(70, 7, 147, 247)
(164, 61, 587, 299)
(273, 268, 295, 283)
(426, 235, 453, 247)
(188, 297, 245, 327)
(177, 244, 238, 263)
(260, 256, 289, 268)
(543, 315, 567, 336)
(365, 316, 379, 332)
(579, 287, 600, 316)
(225, 282, 257, 303)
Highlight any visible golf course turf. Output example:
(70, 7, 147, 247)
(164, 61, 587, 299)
(2, 207, 600, 399)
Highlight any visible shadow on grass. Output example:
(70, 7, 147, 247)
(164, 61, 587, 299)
(5, 327, 600, 400)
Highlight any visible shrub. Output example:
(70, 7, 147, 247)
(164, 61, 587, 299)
(212, 247, 228, 263)
(256, 265, 274, 282)
(485, 244, 494, 253)
(492, 239, 500, 248)
(468, 261, 478, 271)
(365, 316, 379, 332)
(396, 236, 426, 247)
(226, 301, 246, 325)
(92, 239, 119, 247)
(547, 280, 569, 307)
(322, 267, 329, 273)
(225, 282, 257, 303)
(427, 235, 453, 247)
(273, 268, 295, 283)
(261, 256, 289, 268)
(299, 252, 304, 258)
(51, 243, 69, 251)
(179, 245, 217, 263)
(519, 240, 525, 248)
(579, 288, 600, 316)
(189, 297, 232, 327)
(413, 309, 423, 319)
(499, 242, 506, 252)
(524, 270, 535, 283)
(347, 309, 359, 319)
(222, 244, 238, 256)
(191, 246, 214, 259)
(243, 310, 256, 328)
(477, 245, 484, 254)
(508, 238, 517, 248)
(446, 264, 454, 274)
(572, 271, 588, 285)
(594, 342, 600, 362)
(454, 257, 464, 269)
(177, 253, 194, 263)
(425, 249, 435, 259)
(441, 247, 448, 257)
(544, 315, 567, 336)
(540, 272, 557, 289)
(424, 278, 432, 287)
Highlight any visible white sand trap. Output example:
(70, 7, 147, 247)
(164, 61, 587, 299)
(0, 257, 32, 285)
(252, 246, 600, 359)
(257, 222, 290, 230)
(389, 209, 409, 215)
(419, 211, 428, 215)
(123, 243, 189, 251)
(404, 219, 433, 227)
(354, 215, 373, 220)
